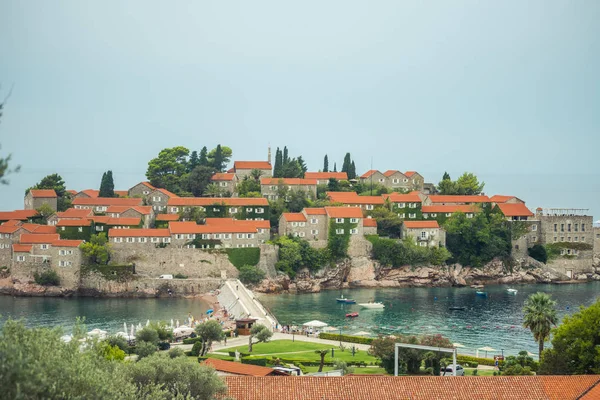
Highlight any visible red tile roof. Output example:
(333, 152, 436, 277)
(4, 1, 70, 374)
(490, 195, 524, 204)
(360, 169, 379, 179)
(383, 193, 422, 203)
(204, 218, 270, 229)
(13, 244, 32, 253)
(0, 225, 21, 234)
(114, 190, 129, 197)
(422, 205, 479, 213)
(29, 189, 57, 198)
(327, 192, 385, 205)
(0, 210, 39, 221)
(108, 229, 170, 238)
(105, 205, 153, 215)
(428, 195, 491, 204)
(106, 217, 141, 226)
(281, 213, 307, 222)
(169, 219, 268, 234)
(57, 219, 92, 227)
(78, 189, 99, 198)
(304, 172, 348, 180)
(403, 220, 440, 229)
(203, 358, 280, 377)
(580, 382, 600, 399)
(304, 208, 327, 215)
(363, 218, 377, 227)
(223, 376, 600, 400)
(325, 207, 363, 219)
(405, 171, 417, 177)
(156, 214, 180, 221)
(168, 197, 268, 207)
(211, 173, 236, 181)
(153, 188, 178, 197)
(57, 208, 94, 218)
(497, 203, 534, 217)
(260, 178, 317, 185)
(234, 161, 272, 170)
(72, 198, 143, 206)
(21, 224, 57, 234)
(2, 220, 22, 226)
(19, 233, 61, 244)
(52, 240, 83, 247)
(383, 170, 404, 177)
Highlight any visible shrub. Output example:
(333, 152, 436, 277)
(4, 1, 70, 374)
(528, 244, 548, 263)
(168, 347, 186, 358)
(136, 327, 160, 345)
(191, 341, 203, 357)
(183, 337, 203, 345)
(105, 335, 129, 352)
(238, 265, 266, 285)
(33, 270, 60, 286)
(241, 357, 268, 366)
(226, 248, 260, 268)
(173, 273, 188, 279)
(157, 341, 171, 351)
(472, 369, 478, 376)
(135, 341, 157, 360)
(318, 333, 373, 345)
(457, 355, 501, 367)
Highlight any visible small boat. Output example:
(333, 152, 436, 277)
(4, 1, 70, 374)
(475, 291, 488, 297)
(358, 302, 385, 309)
(507, 288, 518, 295)
(345, 312, 359, 318)
(449, 306, 466, 311)
(336, 295, 356, 304)
(471, 284, 484, 289)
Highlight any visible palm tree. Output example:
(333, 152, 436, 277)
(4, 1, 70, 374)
(523, 292, 558, 356)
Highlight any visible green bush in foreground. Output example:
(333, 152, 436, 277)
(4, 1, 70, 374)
(33, 270, 60, 286)
(238, 265, 266, 285)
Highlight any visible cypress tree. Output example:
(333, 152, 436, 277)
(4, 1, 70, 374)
(341, 153, 351, 174)
(283, 146, 289, 165)
(213, 145, 224, 172)
(349, 161, 356, 179)
(323, 155, 329, 172)
(273, 148, 283, 178)
(99, 172, 108, 197)
(442, 171, 451, 181)
(333, 162, 337, 172)
(106, 170, 115, 197)
(199, 146, 208, 166)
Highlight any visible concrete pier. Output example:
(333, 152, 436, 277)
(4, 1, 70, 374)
(217, 279, 279, 330)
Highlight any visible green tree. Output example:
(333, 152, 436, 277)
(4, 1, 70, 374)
(273, 147, 283, 178)
(297, 155, 308, 176)
(211, 144, 224, 172)
(287, 190, 311, 212)
(205, 182, 225, 197)
(323, 154, 329, 172)
(538, 299, 600, 375)
(34, 269, 60, 286)
(99, 170, 116, 197)
(281, 158, 303, 178)
(333, 359, 354, 375)
(237, 175, 262, 197)
(349, 160, 357, 179)
(199, 146, 209, 166)
(178, 207, 206, 224)
(238, 265, 266, 285)
(145, 146, 190, 193)
(184, 165, 216, 196)
(283, 146, 289, 164)
(134, 341, 157, 361)
(523, 292, 558, 356)
(80, 233, 112, 265)
(333, 162, 337, 172)
(341, 153, 351, 174)
(315, 349, 329, 372)
(136, 326, 160, 345)
(207, 145, 232, 172)
(456, 172, 485, 195)
(528, 244, 548, 263)
(29, 173, 71, 211)
(36, 203, 55, 224)
(327, 178, 340, 192)
(188, 150, 200, 172)
(501, 351, 537, 375)
(248, 324, 272, 352)
(195, 320, 225, 356)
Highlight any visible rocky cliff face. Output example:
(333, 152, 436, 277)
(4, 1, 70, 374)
(254, 256, 600, 294)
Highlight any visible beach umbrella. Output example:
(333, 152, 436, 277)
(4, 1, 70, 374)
(137, 323, 142, 330)
(302, 320, 328, 328)
(477, 346, 496, 358)
(453, 343, 465, 348)
(353, 331, 371, 336)
(206, 309, 214, 314)
(123, 322, 127, 334)
(170, 319, 174, 328)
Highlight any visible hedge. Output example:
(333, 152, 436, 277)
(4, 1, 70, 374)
(226, 248, 260, 268)
(241, 357, 268, 366)
(457, 355, 503, 367)
(183, 337, 202, 345)
(318, 332, 374, 345)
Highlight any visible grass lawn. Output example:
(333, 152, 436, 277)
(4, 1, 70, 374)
(215, 340, 378, 364)
(301, 366, 389, 375)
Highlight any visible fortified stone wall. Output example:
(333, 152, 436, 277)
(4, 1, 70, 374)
(79, 274, 221, 297)
(256, 244, 278, 277)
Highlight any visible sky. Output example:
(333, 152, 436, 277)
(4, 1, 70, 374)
(1, 1, 599, 219)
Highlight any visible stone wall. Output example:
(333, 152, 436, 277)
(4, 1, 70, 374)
(79, 274, 221, 297)
(256, 244, 278, 277)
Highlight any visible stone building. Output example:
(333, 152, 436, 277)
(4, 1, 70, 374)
(363, 218, 378, 235)
(147, 188, 178, 213)
(72, 197, 143, 213)
(304, 172, 348, 185)
(326, 192, 384, 212)
(425, 195, 491, 206)
(167, 197, 269, 220)
(359, 170, 424, 191)
(128, 181, 156, 198)
(211, 173, 238, 195)
(260, 178, 317, 201)
(494, 203, 534, 221)
(233, 161, 272, 179)
(401, 220, 446, 247)
(24, 189, 58, 212)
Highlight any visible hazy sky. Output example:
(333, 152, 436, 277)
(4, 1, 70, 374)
(1, 1, 599, 219)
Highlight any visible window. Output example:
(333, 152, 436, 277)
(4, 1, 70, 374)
(378, 178, 384, 183)
(310, 218, 318, 224)
(393, 179, 399, 184)
(336, 218, 344, 223)
(553, 237, 557, 242)
(16, 255, 25, 262)
(431, 213, 437, 217)
(560, 236, 564, 242)
(126, 237, 135, 243)
(78, 227, 83, 232)
(567, 249, 572, 255)
(187, 234, 195, 239)
(237, 234, 244, 239)
(229, 208, 237, 214)
(151, 237, 159, 243)
(247, 234, 254, 239)
(143, 190, 150, 195)
(350, 218, 358, 223)
(0, 244, 3, 249)
(291, 222, 298, 227)
(409, 213, 416, 219)
(114, 237, 123, 243)
(398, 203, 406, 208)
(299, 232, 306, 237)
(403, 178, 409, 183)
(421, 231, 427, 239)
(366, 204, 374, 210)
(466, 213, 474, 219)
(163, 237, 171, 243)
(311, 229, 319, 235)
(532, 225, 537, 231)
(553, 224, 557, 232)
(582, 224, 586, 231)
(219, 182, 227, 187)
(60, 226, 66, 231)
(560, 249, 566, 255)
(409, 203, 417, 208)
(398, 213, 406, 219)
(4, 234, 9, 238)
(446, 213, 452, 217)
(212, 208, 220, 212)
(171, 207, 179, 213)
(175, 234, 183, 240)
(561, 224, 564, 232)
(335, 228, 344, 234)
(299, 222, 306, 227)
(349, 228, 358, 234)
(574, 223, 578, 232)
(568, 237, 572, 242)
(245, 207, 253, 212)
(581, 236, 585, 242)
(531, 236, 537, 242)
(270, 185, 277, 190)
(419, 242, 427, 247)
(223, 234, 231, 239)
(568, 224, 571, 232)
(255, 208, 264, 214)
(40, 244, 49, 250)
(59, 260, 72, 267)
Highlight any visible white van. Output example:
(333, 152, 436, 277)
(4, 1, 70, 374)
(159, 274, 173, 279)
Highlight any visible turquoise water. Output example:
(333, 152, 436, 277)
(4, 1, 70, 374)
(259, 283, 600, 357)
(0, 297, 210, 334)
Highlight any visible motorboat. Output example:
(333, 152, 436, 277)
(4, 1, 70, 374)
(475, 291, 488, 297)
(506, 288, 518, 295)
(449, 306, 467, 311)
(358, 302, 385, 309)
(336, 295, 356, 304)
(345, 312, 359, 318)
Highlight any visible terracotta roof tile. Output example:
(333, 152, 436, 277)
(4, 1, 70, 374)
(324, 207, 363, 219)
(13, 244, 32, 253)
(422, 205, 479, 213)
(281, 213, 307, 222)
(304, 172, 348, 180)
(114, 190, 129, 197)
(106, 217, 141, 226)
(0, 225, 21, 234)
(169, 219, 267, 234)
(2, 220, 22, 226)
(156, 214, 180, 221)
(168, 197, 268, 207)
(108, 228, 170, 238)
(57, 219, 92, 227)
(428, 195, 491, 204)
(19, 233, 61, 244)
(56, 208, 94, 218)
(383, 193, 422, 203)
(72, 198, 143, 206)
(496, 203, 533, 217)
(211, 173, 236, 181)
(29, 189, 57, 198)
(203, 358, 279, 376)
(304, 208, 327, 215)
(405, 171, 417, 177)
(78, 189, 99, 198)
(105, 205, 153, 215)
(260, 178, 317, 185)
(490, 195, 517, 203)
(404, 220, 440, 229)
(51, 240, 83, 247)
(359, 169, 379, 179)
(153, 188, 178, 197)
(234, 161, 272, 170)
(0, 210, 39, 221)
(363, 218, 377, 227)
(21, 224, 57, 234)
(383, 170, 403, 177)
(327, 192, 385, 205)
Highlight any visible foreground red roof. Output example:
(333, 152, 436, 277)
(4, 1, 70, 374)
(497, 203, 534, 217)
(234, 161, 272, 170)
(0, 210, 38, 221)
(21, 224, 57, 234)
(13, 244, 33, 253)
(422, 205, 479, 214)
(203, 358, 280, 377)
(19, 233, 61, 244)
(29, 189, 57, 198)
(105, 205, 153, 215)
(223, 375, 600, 400)
(304, 172, 348, 180)
(168, 219, 266, 234)
(428, 195, 491, 204)
(72, 197, 143, 206)
(324, 207, 363, 219)
(403, 220, 440, 229)
(260, 178, 317, 185)
(281, 213, 307, 222)
(108, 229, 170, 238)
(168, 197, 268, 207)
(0, 224, 22, 234)
(2, 220, 22, 226)
(57, 219, 92, 227)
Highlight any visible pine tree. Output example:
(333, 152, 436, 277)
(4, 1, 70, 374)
(349, 161, 356, 179)
(333, 162, 337, 172)
(199, 146, 208, 166)
(273, 148, 283, 178)
(442, 171, 451, 181)
(323, 155, 329, 172)
(213, 145, 224, 172)
(341, 153, 351, 174)
(188, 151, 199, 172)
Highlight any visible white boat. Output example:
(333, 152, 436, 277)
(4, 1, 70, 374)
(358, 302, 385, 309)
(507, 288, 518, 295)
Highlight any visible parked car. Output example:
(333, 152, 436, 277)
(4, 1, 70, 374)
(159, 274, 173, 279)
(440, 364, 464, 376)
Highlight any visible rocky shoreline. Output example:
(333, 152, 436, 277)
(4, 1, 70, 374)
(254, 256, 600, 294)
